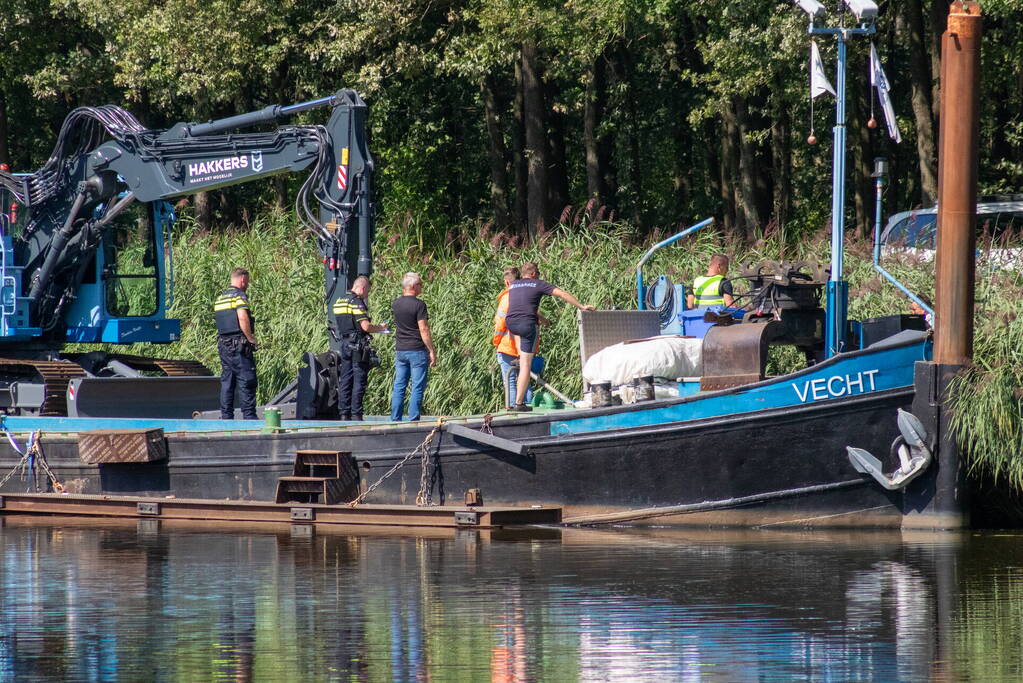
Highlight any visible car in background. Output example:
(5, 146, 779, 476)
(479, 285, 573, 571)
(879, 197, 1023, 266)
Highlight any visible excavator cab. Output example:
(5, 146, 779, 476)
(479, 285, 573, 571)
(1, 179, 178, 345)
(63, 197, 179, 344)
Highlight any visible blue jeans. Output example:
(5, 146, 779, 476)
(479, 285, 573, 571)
(497, 352, 533, 408)
(391, 349, 430, 421)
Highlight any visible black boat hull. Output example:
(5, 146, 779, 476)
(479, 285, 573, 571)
(0, 387, 914, 528)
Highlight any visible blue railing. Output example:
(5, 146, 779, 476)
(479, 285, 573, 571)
(636, 218, 714, 310)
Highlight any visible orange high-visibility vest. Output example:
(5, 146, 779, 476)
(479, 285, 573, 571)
(493, 288, 521, 356)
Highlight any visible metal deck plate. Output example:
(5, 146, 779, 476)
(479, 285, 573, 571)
(578, 310, 661, 366)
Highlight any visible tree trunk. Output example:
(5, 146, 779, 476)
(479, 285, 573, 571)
(719, 110, 740, 237)
(584, 53, 612, 213)
(704, 119, 722, 224)
(929, 0, 948, 123)
(733, 97, 762, 242)
(272, 177, 288, 210)
(664, 33, 691, 223)
(512, 61, 529, 233)
(850, 65, 874, 238)
(610, 43, 644, 230)
(902, 0, 939, 205)
(482, 75, 512, 231)
(521, 44, 549, 237)
(547, 106, 570, 223)
(770, 92, 791, 242)
(195, 191, 212, 232)
(0, 91, 9, 168)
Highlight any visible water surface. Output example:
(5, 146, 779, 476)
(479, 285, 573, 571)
(2, 517, 1022, 682)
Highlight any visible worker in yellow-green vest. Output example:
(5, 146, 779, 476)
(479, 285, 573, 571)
(687, 253, 735, 309)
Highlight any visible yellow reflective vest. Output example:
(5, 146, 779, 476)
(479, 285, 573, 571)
(692, 275, 725, 306)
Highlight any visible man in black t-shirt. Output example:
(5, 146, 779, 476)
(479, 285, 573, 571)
(390, 272, 437, 421)
(505, 262, 594, 412)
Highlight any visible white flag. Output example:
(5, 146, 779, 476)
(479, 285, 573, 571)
(810, 41, 836, 98)
(870, 42, 902, 143)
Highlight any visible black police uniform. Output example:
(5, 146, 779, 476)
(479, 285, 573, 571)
(333, 292, 373, 420)
(214, 286, 258, 419)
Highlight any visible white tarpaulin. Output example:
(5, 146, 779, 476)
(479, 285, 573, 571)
(582, 336, 703, 386)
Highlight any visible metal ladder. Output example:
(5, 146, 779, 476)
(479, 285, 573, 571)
(275, 450, 359, 505)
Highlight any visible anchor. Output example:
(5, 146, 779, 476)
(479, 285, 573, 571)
(847, 409, 932, 491)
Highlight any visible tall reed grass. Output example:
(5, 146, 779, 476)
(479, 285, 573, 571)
(117, 210, 1023, 488)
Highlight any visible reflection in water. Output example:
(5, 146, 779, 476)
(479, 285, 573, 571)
(2, 518, 1023, 681)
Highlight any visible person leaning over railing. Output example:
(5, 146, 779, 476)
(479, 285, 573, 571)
(504, 262, 594, 412)
(493, 266, 548, 410)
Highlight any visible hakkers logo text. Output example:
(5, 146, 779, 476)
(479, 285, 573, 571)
(188, 156, 249, 184)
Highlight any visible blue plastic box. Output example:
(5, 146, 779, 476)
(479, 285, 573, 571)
(678, 307, 718, 338)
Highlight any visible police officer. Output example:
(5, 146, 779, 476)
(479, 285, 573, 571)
(213, 268, 258, 420)
(333, 275, 388, 421)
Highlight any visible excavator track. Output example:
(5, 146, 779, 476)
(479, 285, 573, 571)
(0, 355, 213, 416)
(103, 354, 213, 377)
(0, 358, 88, 416)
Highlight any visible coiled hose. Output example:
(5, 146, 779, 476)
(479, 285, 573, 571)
(644, 277, 676, 328)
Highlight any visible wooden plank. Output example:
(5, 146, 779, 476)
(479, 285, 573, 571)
(446, 423, 529, 456)
(0, 493, 561, 528)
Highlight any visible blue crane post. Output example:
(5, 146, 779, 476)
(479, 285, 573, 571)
(805, 12, 875, 357)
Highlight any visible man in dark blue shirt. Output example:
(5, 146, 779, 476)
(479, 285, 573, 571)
(505, 262, 594, 411)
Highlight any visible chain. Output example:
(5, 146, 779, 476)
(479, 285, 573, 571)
(0, 428, 34, 490)
(0, 453, 30, 490)
(31, 438, 65, 493)
(0, 430, 63, 493)
(480, 413, 494, 435)
(415, 429, 435, 506)
(348, 419, 444, 507)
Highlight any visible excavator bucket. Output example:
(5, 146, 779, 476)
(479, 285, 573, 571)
(700, 320, 785, 391)
(67, 376, 221, 418)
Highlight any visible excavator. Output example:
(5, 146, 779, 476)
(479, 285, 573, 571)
(0, 90, 373, 418)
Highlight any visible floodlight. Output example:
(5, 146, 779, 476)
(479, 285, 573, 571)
(793, 0, 826, 19)
(844, 0, 878, 22)
(871, 157, 888, 179)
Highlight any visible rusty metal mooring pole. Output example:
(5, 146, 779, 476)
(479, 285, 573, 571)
(905, 0, 982, 529)
(934, 1, 982, 365)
